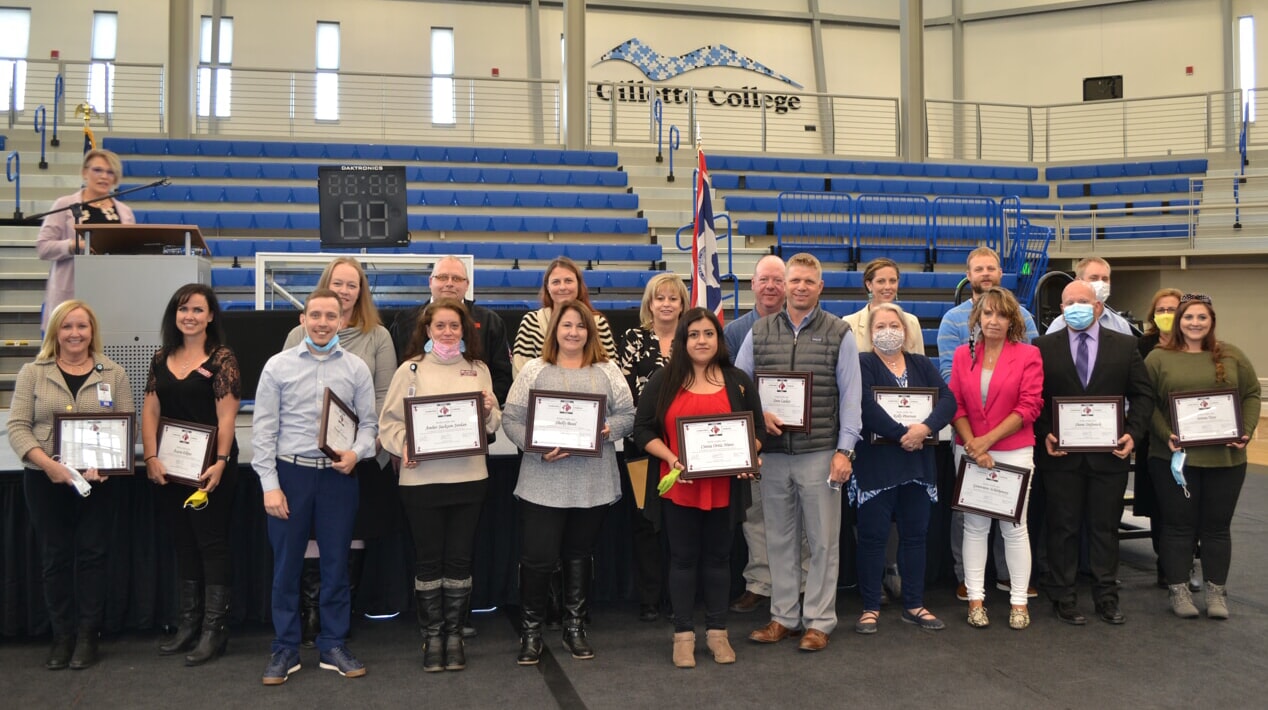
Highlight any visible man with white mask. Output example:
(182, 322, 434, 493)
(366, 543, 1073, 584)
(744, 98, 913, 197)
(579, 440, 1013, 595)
(1045, 257, 1134, 335)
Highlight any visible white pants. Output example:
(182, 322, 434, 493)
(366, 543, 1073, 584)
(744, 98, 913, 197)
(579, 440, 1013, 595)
(962, 446, 1033, 607)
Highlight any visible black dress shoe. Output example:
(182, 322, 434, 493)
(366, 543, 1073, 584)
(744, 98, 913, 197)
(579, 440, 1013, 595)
(45, 635, 75, 670)
(1096, 600, 1125, 625)
(638, 604, 659, 623)
(1053, 601, 1087, 626)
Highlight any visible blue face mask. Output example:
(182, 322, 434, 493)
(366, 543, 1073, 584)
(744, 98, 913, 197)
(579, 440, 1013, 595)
(1064, 303, 1095, 331)
(1170, 449, 1191, 499)
(304, 333, 340, 353)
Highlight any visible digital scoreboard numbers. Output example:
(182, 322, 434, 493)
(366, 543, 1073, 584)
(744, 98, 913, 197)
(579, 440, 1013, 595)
(318, 165, 409, 247)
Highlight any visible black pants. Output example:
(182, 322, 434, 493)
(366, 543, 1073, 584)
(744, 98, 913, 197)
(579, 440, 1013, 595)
(619, 457, 664, 608)
(519, 501, 607, 574)
(158, 463, 239, 585)
(1041, 462, 1128, 604)
(24, 469, 115, 636)
(1148, 458, 1245, 586)
(400, 482, 487, 582)
(661, 499, 731, 632)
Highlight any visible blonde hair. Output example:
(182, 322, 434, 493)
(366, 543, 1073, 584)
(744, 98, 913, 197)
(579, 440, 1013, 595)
(82, 149, 123, 186)
(969, 287, 1027, 344)
(39, 300, 104, 361)
(638, 273, 688, 329)
(786, 252, 823, 278)
(317, 256, 381, 333)
(966, 246, 1001, 269)
(1074, 257, 1111, 279)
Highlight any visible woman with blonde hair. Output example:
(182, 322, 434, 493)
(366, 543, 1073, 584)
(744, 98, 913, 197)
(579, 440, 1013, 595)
(282, 256, 398, 646)
(7, 299, 135, 670)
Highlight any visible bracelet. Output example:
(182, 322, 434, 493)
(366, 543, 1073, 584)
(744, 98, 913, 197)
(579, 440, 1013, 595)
(144, 455, 158, 463)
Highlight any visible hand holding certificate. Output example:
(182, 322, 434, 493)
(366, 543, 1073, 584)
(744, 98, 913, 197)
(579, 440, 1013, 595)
(951, 458, 1031, 524)
(156, 418, 217, 487)
(403, 393, 489, 464)
(1170, 388, 1244, 447)
(54, 413, 136, 476)
(871, 387, 938, 444)
(525, 390, 606, 458)
(755, 371, 811, 433)
(676, 412, 759, 479)
(319, 389, 359, 460)
(1052, 396, 1124, 452)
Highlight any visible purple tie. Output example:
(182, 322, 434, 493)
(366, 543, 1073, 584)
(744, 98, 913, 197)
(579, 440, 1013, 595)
(1076, 332, 1090, 387)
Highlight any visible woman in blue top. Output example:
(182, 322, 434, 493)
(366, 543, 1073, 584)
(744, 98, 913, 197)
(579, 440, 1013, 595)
(852, 303, 957, 634)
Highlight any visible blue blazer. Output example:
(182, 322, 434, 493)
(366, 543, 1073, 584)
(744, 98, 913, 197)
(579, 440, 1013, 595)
(854, 351, 957, 497)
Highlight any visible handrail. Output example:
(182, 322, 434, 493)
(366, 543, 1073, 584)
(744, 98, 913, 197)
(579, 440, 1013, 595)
(653, 98, 664, 163)
(6, 151, 22, 219)
(667, 125, 680, 182)
(51, 74, 64, 146)
(34, 104, 48, 169)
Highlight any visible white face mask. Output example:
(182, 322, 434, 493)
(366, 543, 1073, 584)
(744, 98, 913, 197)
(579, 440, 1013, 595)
(872, 329, 905, 354)
(1089, 280, 1110, 303)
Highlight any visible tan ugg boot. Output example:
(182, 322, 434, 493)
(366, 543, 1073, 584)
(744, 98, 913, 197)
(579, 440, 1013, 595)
(672, 631, 696, 668)
(705, 629, 736, 664)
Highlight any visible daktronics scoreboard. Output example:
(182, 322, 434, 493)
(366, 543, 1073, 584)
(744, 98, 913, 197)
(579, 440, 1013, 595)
(318, 164, 409, 248)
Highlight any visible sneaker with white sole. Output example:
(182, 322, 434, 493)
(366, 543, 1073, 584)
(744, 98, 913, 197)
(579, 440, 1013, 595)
(262, 647, 301, 686)
(319, 645, 367, 678)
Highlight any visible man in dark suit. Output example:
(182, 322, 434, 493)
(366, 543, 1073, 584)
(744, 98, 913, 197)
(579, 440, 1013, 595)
(1034, 280, 1153, 625)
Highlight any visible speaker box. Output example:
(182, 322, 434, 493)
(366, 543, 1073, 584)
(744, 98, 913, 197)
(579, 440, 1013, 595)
(1083, 75, 1124, 102)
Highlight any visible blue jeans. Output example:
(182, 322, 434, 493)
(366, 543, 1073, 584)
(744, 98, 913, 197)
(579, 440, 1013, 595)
(856, 482, 932, 611)
(268, 459, 359, 653)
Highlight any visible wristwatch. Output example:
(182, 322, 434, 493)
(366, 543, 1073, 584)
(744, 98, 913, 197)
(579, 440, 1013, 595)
(837, 448, 856, 461)
(216, 455, 230, 463)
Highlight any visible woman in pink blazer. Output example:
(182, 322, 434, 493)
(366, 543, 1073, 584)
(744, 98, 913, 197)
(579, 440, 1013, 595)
(948, 287, 1043, 631)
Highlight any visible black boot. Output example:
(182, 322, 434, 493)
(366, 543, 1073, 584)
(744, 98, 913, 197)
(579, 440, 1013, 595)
(415, 579, 444, 672)
(185, 585, 230, 666)
(517, 566, 549, 665)
(69, 627, 99, 670)
(159, 580, 203, 655)
(442, 577, 472, 671)
(562, 557, 594, 660)
(45, 634, 75, 670)
(299, 558, 321, 649)
(546, 563, 563, 629)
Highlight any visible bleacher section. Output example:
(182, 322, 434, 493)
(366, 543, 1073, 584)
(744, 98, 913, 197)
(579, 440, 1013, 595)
(1040, 159, 1206, 241)
(103, 138, 649, 238)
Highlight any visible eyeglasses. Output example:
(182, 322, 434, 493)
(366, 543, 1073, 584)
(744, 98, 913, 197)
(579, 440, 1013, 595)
(431, 274, 468, 283)
(87, 166, 116, 177)
(1180, 293, 1212, 305)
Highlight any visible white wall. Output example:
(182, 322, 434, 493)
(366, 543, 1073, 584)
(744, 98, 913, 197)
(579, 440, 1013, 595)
(29, 0, 168, 64)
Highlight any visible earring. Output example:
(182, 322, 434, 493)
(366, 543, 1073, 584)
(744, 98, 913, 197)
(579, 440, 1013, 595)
(423, 339, 434, 353)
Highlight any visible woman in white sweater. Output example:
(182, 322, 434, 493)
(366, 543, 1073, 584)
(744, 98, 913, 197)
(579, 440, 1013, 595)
(379, 299, 501, 672)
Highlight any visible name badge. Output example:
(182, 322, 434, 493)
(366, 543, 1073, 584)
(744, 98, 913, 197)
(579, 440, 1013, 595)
(195, 366, 213, 379)
(460, 369, 479, 377)
(97, 382, 114, 408)
(811, 336, 824, 343)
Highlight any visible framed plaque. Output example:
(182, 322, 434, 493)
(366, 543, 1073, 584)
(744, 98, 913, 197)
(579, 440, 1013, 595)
(319, 388, 360, 460)
(676, 412, 759, 480)
(156, 418, 218, 487)
(754, 370, 812, 433)
(1170, 388, 1243, 447)
(951, 458, 1032, 524)
(53, 413, 136, 475)
(1052, 396, 1124, 452)
(871, 387, 939, 444)
(525, 390, 606, 458)
(403, 392, 489, 462)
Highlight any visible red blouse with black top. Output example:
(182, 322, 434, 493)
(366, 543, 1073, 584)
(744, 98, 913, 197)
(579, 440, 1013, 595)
(661, 386, 731, 511)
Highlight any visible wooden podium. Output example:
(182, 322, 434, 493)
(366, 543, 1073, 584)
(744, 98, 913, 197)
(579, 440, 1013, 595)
(73, 224, 213, 408)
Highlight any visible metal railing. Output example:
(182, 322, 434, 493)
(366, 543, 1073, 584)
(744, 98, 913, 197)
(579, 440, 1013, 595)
(589, 81, 899, 157)
(196, 69, 561, 144)
(927, 90, 1242, 162)
(4, 57, 165, 133)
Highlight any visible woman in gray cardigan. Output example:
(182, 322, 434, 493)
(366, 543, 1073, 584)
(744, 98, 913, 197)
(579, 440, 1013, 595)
(502, 300, 635, 665)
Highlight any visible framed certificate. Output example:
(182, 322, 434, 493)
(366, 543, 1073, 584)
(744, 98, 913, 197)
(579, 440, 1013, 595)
(676, 412, 759, 480)
(319, 388, 360, 460)
(525, 390, 606, 458)
(1170, 388, 1243, 447)
(755, 370, 812, 433)
(951, 458, 1032, 524)
(871, 387, 938, 444)
(403, 392, 489, 462)
(156, 418, 217, 487)
(53, 413, 136, 475)
(1052, 396, 1124, 452)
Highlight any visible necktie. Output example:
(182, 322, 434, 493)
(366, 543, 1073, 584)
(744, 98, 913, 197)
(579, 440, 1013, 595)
(1075, 332, 1090, 387)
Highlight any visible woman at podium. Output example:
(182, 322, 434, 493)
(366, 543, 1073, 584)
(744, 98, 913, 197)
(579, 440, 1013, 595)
(35, 150, 135, 330)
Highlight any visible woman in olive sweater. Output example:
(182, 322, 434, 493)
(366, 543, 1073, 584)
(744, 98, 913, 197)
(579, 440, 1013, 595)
(1145, 294, 1260, 620)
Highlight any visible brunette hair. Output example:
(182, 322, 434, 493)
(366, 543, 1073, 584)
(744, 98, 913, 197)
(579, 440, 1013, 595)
(316, 256, 381, 333)
(403, 298, 481, 363)
(539, 256, 593, 309)
(653, 308, 731, 425)
(1162, 296, 1227, 383)
(1143, 287, 1184, 336)
(541, 300, 607, 366)
(862, 258, 900, 296)
(159, 283, 225, 355)
(967, 287, 1027, 367)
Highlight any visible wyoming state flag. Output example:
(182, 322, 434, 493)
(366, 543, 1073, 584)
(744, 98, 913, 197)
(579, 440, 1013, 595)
(691, 149, 723, 322)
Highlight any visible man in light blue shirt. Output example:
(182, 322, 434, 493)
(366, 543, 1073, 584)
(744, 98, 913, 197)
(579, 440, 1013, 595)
(935, 246, 1038, 601)
(253, 288, 379, 685)
(1044, 257, 1135, 335)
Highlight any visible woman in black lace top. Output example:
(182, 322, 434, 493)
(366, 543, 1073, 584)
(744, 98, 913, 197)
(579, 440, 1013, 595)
(140, 284, 241, 667)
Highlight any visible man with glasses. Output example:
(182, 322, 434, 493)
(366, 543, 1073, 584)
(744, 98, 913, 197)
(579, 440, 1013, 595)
(389, 256, 513, 405)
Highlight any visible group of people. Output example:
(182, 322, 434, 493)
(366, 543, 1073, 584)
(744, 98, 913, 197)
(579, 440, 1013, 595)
(8, 213, 1259, 682)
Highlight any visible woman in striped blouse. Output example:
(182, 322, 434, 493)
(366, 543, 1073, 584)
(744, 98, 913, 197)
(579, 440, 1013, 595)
(512, 256, 617, 376)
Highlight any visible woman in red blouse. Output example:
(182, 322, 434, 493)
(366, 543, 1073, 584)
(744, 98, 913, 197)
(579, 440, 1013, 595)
(633, 308, 764, 669)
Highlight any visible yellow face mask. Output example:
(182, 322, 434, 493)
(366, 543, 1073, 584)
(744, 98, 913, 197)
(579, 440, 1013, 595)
(1154, 313, 1175, 333)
